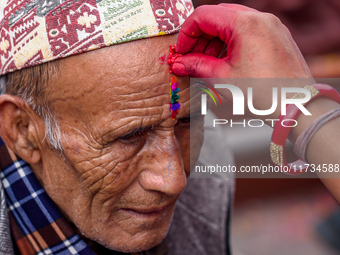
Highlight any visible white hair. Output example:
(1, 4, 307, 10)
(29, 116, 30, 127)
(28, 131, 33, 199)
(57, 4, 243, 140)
(0, 69, 63, 152)
(0, 75, 6, 95)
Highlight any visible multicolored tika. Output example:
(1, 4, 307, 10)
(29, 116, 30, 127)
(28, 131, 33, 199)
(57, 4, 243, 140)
(168, 44, 181, 120)
(169, 75, 180, 120)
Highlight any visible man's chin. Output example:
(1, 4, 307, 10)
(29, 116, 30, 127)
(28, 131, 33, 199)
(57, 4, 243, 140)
(92, 220, 172, 253)
(80, 203, 176, 253)
(106, 231, 168, 253)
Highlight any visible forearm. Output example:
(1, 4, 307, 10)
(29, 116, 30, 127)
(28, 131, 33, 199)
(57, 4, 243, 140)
(290, 97, 340, 164)
(290, 97, 340, 202)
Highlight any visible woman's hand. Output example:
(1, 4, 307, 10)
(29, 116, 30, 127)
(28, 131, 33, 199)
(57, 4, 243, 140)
(173, 4, 312, 79)
(173, 4, 340, 203)
(173, 4, 315, 119)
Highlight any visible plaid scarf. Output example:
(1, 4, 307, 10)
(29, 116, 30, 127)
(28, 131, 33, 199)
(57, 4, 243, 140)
(0, 138, 96, 255)
(0, 138, 168, 255)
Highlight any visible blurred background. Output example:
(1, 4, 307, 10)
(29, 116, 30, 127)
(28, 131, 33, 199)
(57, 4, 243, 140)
(191, 0, 340, 254)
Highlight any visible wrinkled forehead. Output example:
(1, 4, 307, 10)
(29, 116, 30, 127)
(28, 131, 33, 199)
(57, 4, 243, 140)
(47, 35, 187, 127)
(52, 35, 177, 96)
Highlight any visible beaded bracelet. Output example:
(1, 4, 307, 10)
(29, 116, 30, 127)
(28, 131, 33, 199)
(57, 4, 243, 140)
(270, 84, 340, 174)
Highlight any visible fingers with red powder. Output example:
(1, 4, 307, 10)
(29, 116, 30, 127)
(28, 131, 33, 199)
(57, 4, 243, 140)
(173, 4, 312, 81)
(172, 4, 241, 77)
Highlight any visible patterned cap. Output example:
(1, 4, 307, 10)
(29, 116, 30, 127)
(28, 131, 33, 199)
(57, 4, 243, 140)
(0, 0, 193, 75)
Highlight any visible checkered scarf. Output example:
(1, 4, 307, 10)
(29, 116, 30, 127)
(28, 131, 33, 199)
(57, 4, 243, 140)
(0, 138, 98, 255)
(0, 137, 162, 255)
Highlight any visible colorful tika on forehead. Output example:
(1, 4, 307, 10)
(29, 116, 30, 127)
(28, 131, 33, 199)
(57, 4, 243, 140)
(168, 44, 181, 120)
(169, 75, 179, 120)
(0, 0, 193, 76)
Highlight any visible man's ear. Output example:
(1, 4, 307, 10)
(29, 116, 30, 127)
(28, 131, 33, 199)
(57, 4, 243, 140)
(0, 94, 43, 164)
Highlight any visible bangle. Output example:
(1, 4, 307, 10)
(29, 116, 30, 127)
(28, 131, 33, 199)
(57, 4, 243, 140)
(270, 84, 340, 174)
(294, 108, 340, 162)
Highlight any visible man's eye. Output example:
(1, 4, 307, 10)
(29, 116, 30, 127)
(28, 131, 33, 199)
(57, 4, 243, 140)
(120, 130, 145, 141)
(178, 117, 190, 124)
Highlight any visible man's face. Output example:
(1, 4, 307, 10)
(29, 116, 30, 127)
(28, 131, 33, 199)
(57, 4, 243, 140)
(37, 35, 195, 252)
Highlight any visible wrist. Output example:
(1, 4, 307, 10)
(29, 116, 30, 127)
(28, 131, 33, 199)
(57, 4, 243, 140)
(269, 84, 340, 173)
(290, 97, 340, 142)
(246, 78, 316, 122)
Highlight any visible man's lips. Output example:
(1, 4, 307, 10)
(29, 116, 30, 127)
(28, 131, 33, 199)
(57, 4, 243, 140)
(119, 200, 176, 218)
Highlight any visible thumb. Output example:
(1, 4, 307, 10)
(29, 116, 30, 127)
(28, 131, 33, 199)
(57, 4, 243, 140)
(172, 53, 231, 78)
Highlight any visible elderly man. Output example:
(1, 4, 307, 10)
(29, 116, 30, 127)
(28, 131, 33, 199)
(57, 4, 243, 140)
(2, 1, 339, 255)
(0, 0, 235, 254)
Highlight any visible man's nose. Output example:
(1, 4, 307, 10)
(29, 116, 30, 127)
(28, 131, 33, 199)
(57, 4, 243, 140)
(138, 131, 187, 196)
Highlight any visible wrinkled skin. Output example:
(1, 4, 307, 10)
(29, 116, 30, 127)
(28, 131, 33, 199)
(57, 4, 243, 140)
(23, 35, 201, 252)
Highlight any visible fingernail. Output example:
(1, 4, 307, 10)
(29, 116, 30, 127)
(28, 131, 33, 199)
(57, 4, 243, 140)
(172, 63, 189, 76)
